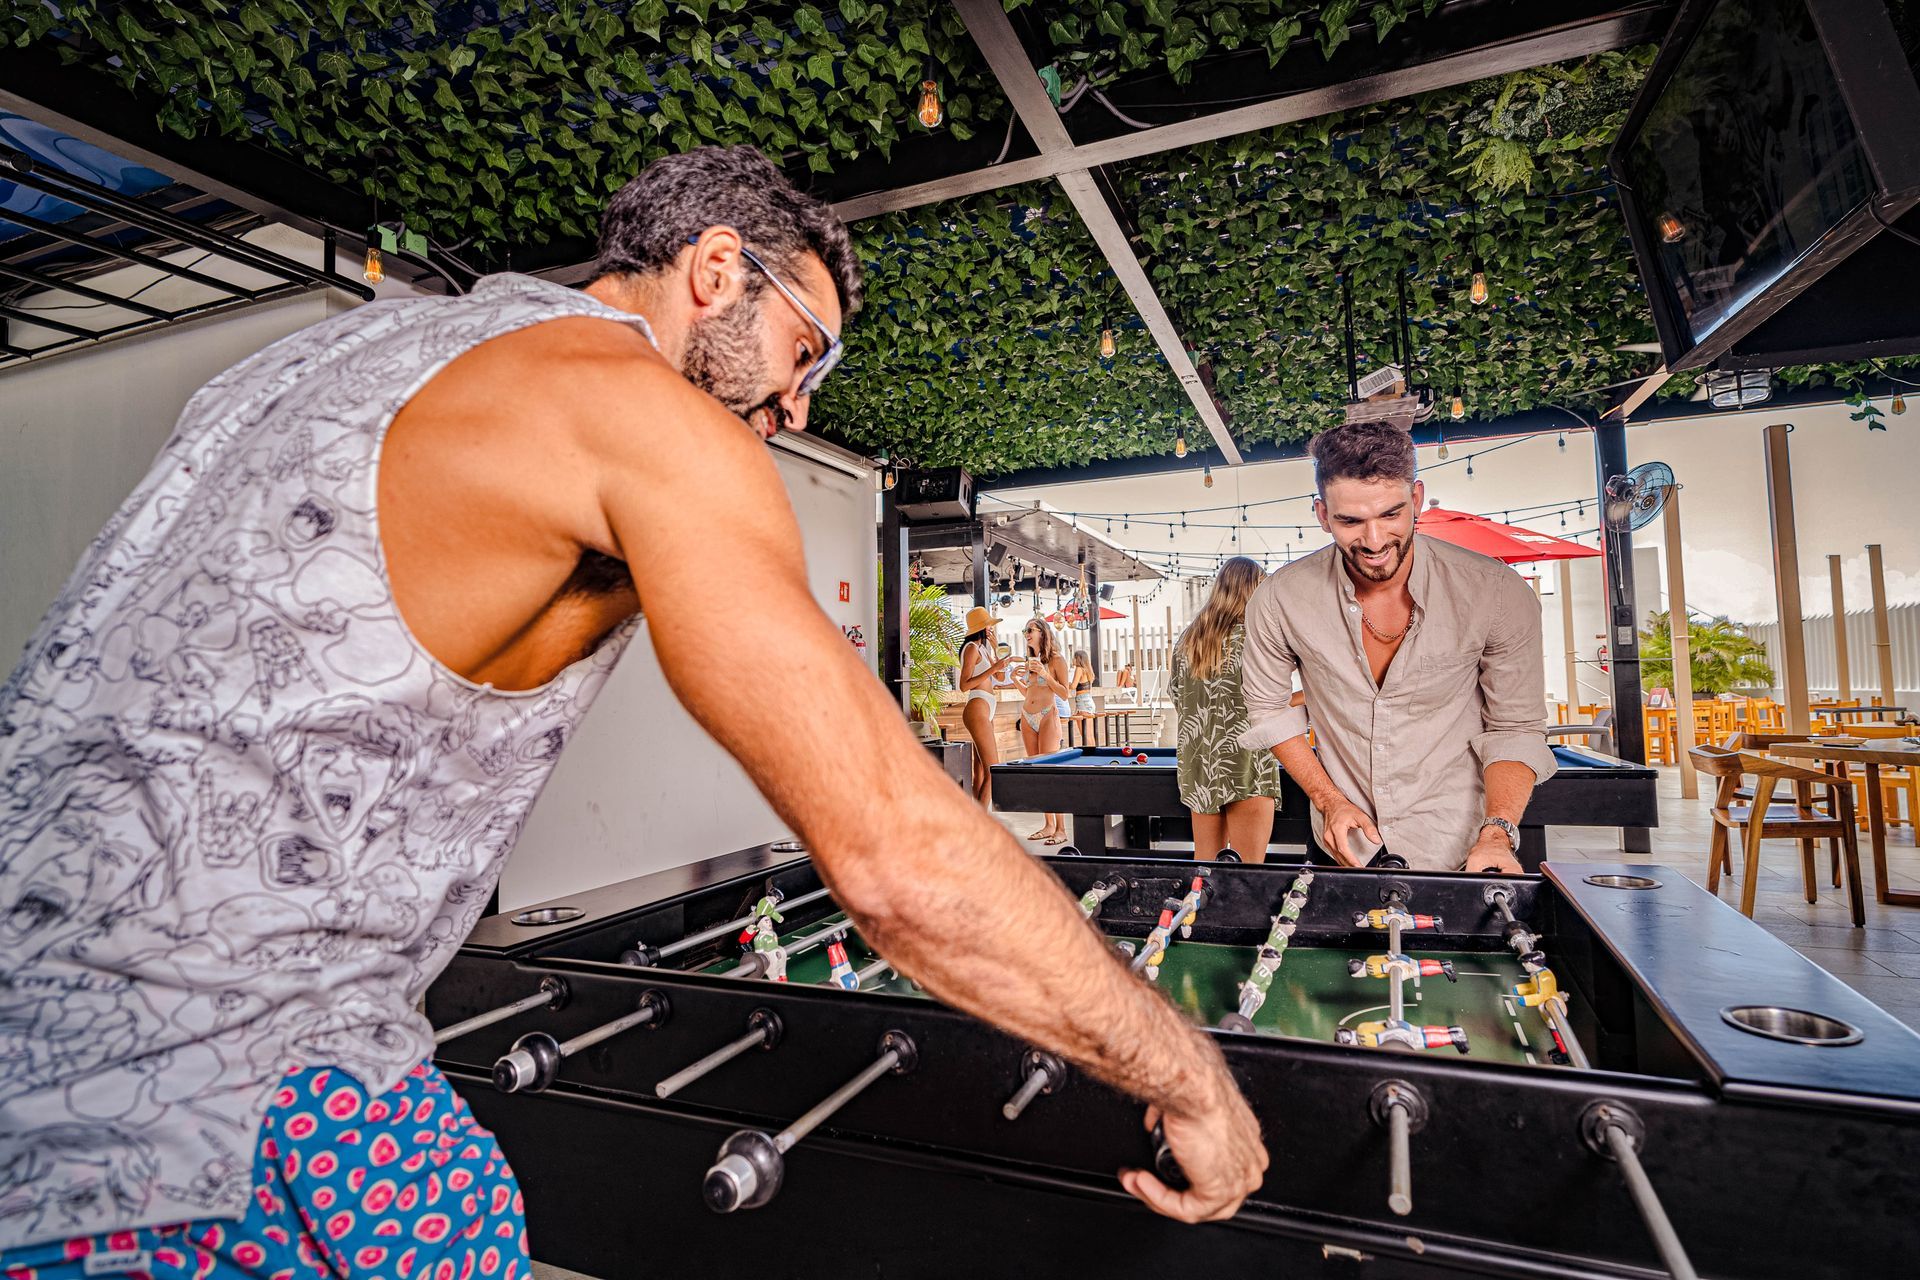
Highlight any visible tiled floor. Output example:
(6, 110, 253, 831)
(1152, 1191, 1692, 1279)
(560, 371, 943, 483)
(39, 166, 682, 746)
(996, 765, 1920, 1032)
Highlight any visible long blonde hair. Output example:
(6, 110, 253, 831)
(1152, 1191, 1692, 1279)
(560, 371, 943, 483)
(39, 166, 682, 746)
(1024, 617, 1060, 666)
(1178, 557, 1266, 681)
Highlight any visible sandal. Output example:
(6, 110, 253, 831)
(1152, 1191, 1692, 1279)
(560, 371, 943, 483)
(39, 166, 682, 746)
(1044, 833, 1068, 845)
(1026, 828, 1050, 841)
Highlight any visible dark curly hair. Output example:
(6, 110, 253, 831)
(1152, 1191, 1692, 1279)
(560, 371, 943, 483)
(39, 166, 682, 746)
(1308, 419, 1417, 495)
(593, 146, 863, 317)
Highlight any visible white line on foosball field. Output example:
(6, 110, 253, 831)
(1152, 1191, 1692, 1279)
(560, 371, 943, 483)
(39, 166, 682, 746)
(1340, 1005, 1390, 1026)
(1513, 1020, 1531, 1047)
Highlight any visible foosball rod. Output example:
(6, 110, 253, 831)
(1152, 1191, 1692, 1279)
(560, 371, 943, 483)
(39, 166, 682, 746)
(1585, 1102, 1698, 1280)
(626, 887, 835, 966)
(704, 1031, 919, 1213)
(433, 976, 565, 1046)
(493, 989, 669, 1093)
(1487, 887, 1591, 1070)
(720, 917, 848, 977)
(851, 955, 894, 987)
(655, 1009, 782, 1099)
(1370, 1080, 1428, 1218)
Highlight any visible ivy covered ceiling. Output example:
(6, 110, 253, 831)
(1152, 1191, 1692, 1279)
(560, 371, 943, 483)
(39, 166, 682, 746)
(4, 1, 1910, 478)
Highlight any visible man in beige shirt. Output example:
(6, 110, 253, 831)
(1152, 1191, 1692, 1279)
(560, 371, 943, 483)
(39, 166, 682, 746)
(1238, 420, 1557, 872)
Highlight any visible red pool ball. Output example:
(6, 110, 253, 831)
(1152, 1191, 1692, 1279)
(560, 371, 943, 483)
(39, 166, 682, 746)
(1135, 753, 1149, 763)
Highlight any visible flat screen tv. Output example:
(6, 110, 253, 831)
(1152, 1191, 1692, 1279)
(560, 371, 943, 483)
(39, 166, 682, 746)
(1609, 0, 1920, 372)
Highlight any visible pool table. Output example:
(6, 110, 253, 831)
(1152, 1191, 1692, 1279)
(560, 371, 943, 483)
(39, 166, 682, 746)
(991, 741, 1657, 870)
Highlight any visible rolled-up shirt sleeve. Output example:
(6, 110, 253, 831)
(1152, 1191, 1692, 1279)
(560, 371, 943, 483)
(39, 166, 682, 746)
(1468, 569, 1558, 783)
(1237, 578, 1311, 750)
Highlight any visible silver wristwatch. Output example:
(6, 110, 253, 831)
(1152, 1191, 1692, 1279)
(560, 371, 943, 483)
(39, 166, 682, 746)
(1479, 816, 1520, 854)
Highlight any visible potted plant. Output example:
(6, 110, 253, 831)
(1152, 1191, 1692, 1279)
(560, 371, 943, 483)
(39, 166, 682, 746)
(1638, 610, 1776, 698)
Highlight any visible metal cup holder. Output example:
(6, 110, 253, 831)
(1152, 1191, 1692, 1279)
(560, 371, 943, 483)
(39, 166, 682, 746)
(1720, 1005, 1864, 1047)
(1584, 874, 1662, 890)
(511, 906, 586, 927)
(770, 839, 807, 853)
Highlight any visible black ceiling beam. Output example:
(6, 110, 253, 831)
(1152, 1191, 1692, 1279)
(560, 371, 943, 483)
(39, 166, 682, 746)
(0, 47, 372, 242)
(1062, 0, 1676, 147)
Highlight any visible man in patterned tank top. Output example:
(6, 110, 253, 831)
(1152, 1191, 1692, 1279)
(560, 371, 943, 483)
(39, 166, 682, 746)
(0, 147, 1265, 1276)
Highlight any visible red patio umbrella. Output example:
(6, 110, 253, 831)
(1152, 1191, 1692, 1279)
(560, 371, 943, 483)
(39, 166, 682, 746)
(1416, 506, 1600, 564)
(1046, 604, 1127, 623)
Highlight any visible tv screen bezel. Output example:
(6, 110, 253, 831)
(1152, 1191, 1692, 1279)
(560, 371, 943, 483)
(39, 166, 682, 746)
(1608, 0, 1920, 374)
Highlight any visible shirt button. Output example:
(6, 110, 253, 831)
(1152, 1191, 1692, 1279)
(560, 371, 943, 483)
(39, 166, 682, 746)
(1349, 605, 1358, 613)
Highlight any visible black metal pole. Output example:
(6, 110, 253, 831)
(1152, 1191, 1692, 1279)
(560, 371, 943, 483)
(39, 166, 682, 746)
(0, 262, 173, 319)
(971, 522, 987, 608)
(1593, 419, 1651, 853)
(1087, 564, 1102, 685)
(1342, 273, 1358, 401)
(880, 486, 910, 714)
(1, 207, 266, 298)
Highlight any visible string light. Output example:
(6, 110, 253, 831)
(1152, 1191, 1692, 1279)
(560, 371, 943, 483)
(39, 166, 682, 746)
(1469, 264, 1489, 306)
(1449, 395, 1464, 421)
(1099, 327, 1116, 359)
(1655, 211, 1686, 244)
(1557, 431, 1566, 450)
(362, 245, 384, 284)
(917, 80, 943, 128)
(1202, 465, 1213, 489)
(1241, 506, 1248, 522)
(878, 448, 897, 491)
(1466, 456, 1475, 478)
(1174, 431, 1188, 458)
(1895, 394, 1908, 415)
(1437, 434, 1451, 461)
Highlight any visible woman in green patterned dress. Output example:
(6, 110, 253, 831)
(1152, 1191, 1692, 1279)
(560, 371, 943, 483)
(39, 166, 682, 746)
(1171, 557, 1284, 862)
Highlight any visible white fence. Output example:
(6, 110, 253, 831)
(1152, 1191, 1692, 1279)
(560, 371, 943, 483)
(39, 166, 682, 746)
(1746, 602, 1920, 707)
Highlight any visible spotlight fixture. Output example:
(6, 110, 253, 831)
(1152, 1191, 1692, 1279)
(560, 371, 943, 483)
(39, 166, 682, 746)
(1655, 211, 1686, 244)
(917, 80, 944, 129)
(1099, 327, 1116, 359)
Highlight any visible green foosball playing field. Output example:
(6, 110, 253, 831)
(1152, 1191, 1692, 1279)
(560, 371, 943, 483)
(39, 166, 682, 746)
(704, 916, 1550, 1067)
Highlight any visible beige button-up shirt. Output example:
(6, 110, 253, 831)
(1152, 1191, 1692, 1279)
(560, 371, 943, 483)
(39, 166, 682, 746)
(1237, 534, 1557, 870)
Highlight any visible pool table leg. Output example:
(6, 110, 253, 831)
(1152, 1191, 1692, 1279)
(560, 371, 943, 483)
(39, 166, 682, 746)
(1069, 813, 1112, 857)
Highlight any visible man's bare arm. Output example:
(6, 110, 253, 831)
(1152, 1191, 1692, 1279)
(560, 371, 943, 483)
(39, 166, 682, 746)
(578, 363, 1265, 1220)
(1482, 760, 1536, 827)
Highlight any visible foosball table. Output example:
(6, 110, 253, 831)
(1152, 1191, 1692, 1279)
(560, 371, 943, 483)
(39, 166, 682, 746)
(427, 842, 1920, 1278)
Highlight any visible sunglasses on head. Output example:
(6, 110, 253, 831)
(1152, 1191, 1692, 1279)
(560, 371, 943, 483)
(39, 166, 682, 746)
(686, 234, 843, 397)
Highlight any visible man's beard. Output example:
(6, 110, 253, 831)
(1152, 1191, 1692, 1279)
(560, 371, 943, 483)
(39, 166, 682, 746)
(680, 296, 789, 437)
(1340, 534, 1410, 583)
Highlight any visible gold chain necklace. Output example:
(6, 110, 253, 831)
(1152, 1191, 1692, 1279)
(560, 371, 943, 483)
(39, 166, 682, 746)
(1360, 604, 1411, 643)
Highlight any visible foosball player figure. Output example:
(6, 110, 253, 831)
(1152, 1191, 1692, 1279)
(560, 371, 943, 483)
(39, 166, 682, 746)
(1336, 1020, 1469, 1053)
(826, 932, 858, 989)
(738, 891, 786, 946)
(750, 914, 789, 982)
(1511, 965, 1573, 1065)
(1348, 954, 1457, 982)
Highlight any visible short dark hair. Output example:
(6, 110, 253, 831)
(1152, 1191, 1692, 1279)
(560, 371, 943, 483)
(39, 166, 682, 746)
(594, 146, 863, 317)
(1309, 420, 1416, 495)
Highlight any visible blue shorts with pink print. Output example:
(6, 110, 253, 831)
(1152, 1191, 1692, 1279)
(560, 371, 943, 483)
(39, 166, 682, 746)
(0, 1062, 530, 1280)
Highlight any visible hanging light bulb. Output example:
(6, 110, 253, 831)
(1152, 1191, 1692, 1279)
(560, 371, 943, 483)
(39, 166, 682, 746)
(1240, 506, 1248, 522)
(878, 448, 897, 491)
(1449, 395, 1465, 421)
(1202, 466, 1214, 489)
(362, 244, 384, 284)
(1466, 456, 1475, 478)
(1469, 266, 1489, 306)
(1557, 432, 1567, 451)
(1174, 431, 1188, 458)
(1561, 511, 1568, 528)
(1437, 434, 1451, 461)
(917, 80, 943, 129)
(1894, 393, 1908, 415)
(1655, 211, 1686, 244)
(1099, 327, 1116, 359)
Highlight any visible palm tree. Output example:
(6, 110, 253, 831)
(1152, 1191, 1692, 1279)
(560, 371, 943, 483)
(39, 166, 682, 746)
(1639, 610, 1775, 697)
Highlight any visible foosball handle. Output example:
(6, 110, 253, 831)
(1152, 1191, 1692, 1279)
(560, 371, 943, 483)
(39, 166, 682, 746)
(1366, 850, 1410, 871)
(1150, 1121, 1189, 1191)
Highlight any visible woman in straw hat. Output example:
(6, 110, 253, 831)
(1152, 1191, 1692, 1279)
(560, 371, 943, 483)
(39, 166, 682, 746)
(958, 605, 1013, 804)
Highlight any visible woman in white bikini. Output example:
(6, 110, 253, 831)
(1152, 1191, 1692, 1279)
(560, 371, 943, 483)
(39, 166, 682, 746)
(957, 606, 1011, 805)
(1017, 617, 1073, 843)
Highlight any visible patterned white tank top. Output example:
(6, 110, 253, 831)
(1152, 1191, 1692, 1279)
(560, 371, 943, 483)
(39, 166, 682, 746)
(0, 275, 652, 1247)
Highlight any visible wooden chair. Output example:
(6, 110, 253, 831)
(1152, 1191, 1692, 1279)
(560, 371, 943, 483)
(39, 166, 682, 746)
(1643, 707, 1675, 765)
(1690, 745, 1865, 925)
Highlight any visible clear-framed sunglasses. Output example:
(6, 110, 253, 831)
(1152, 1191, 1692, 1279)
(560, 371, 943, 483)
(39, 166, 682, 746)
(687, 234, 843, 396)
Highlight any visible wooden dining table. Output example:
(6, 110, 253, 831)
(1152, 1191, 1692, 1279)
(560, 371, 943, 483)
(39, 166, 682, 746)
(1770, 737, 1920, 909)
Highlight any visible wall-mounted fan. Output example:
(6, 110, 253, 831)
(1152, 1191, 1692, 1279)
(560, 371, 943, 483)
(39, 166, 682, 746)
(1604, 461, 1676, 532)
